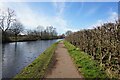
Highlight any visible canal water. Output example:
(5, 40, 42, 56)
(2, 39, 61, 78)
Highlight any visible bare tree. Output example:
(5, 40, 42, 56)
(36, 25, 44, 38)
(10, 20, 24, 41)
(0, 8, 16, 42)
(52, 28, 57, 37)
(0, 8, 16, 31)
(45, 26, 58, 39)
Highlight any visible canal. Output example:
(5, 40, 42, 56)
(2, 39, 61, 78)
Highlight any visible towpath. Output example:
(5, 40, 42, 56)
(46, 41, 83, 78)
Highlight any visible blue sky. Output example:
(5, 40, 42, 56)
(0, 2, 118, 34)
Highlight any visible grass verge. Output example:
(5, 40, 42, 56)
(64, 40, 108, 79)
(13, 42, 58, 79)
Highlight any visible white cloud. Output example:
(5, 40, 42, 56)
(53, 16, 78, 32)
(87, 11, 118, 29)
(52, 1, 66, 16)
(108, 12, 118, 22)
(0, 2, 78, 34)
(87, 8, 97, 15)
(51, 2, 78, 33)
(52, 1, 79, 33)
(87, 20, 104, 29)
(76, 2, 84, 16)
(84, 7, 99, 17)
(0, 2, 6, 9)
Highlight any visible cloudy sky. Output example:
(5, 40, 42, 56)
(0, 1, 118, 34)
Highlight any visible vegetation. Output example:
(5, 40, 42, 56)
(65, 30, 72, 36)
(25, 25, 58, 41)
(9, 20, 24, 41)
(13, 42, 58, 78)
(0, 8, 64, 43)
(65, 20, 120, 79)
(0, 8, 16, 43)
(64, 40, 108, 78)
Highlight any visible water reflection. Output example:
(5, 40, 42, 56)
(2, 39, 61, 78)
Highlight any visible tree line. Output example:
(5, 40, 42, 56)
(65, 20, 120, 78)
(0, 8, 64, 43)
(25, 25, 58, 41)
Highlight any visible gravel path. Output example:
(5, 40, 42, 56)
(46, 41, 83, 78)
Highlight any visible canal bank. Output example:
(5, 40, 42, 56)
(13, 41, 59, 78)
(11, 40, 109, 79)
(13, 40, 83, 79)
(2, 39, 61, 78)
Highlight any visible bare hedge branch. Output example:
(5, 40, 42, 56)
(65, 20, 120, 78)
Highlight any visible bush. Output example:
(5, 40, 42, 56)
(65, 20, 120, 78)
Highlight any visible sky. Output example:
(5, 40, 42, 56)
(0, 1, 118, 34)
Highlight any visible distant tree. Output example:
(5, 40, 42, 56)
(61, 34, 65, 38)
(36, 25, 44, 37)
(26, 25, 58, 40)
(26, 29, 32, 39)
(10, 20, 24, 41)
(65, 30, 72, 36)
(52, 28, 57, 37)
(26, 29, 32, 36)
(26, 29, 39, 40)
(45, 26, 58, 39)
(58, 34, 65, 39)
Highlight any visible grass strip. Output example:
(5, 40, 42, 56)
(64, 40, 108, 79)
(13, 42, 58, 79)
